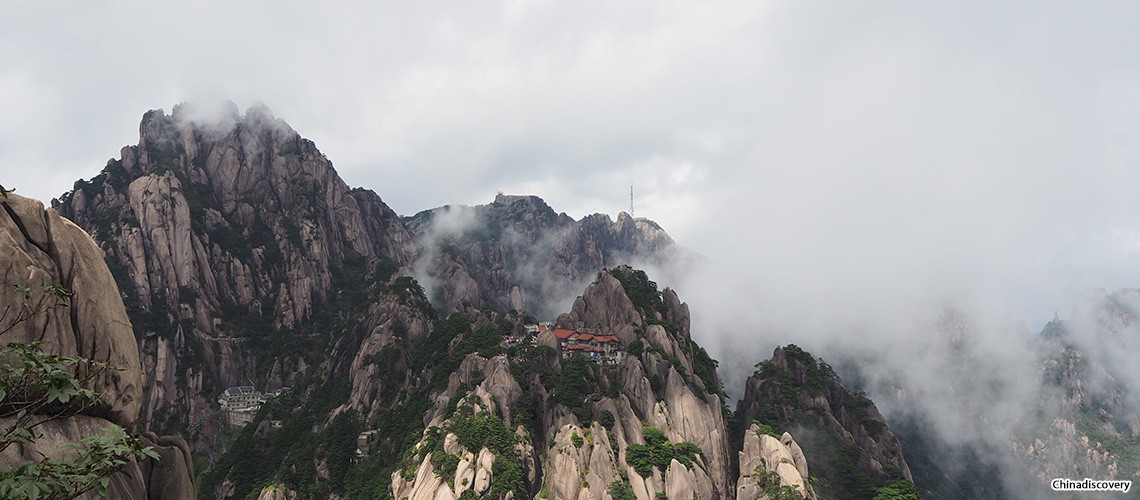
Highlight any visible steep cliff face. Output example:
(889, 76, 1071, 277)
(1013, 291, 1140, 485)
(557, 266, 732, 496)
(405, 194, 676, 317)
(737, 423, 814, 499)
(54, 102, 416, 437)
(42, 103, 926, 499)
(389, 266, 735, 499)
(0, 193, 195, 497)
(736, 345, 913, 499)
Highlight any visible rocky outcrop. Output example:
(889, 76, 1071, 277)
(736, 345, 912, 498)
(391, 397, 537, 500)
(54, 102, 417, 438)
(0, 193, 195, 497)
(737, 424, 813, 499)
(346, 284, 436, 424)
(1, 193, 141, 424)
(543, 266, 732, 497)
(406, 194, 677, 318)
(1011, 295, 1140, 485)
(257, 484, 298, 500)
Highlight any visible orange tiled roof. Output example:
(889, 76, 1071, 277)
(553, 328, 577, 339)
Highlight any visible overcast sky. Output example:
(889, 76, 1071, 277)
(5, 1, 1140, 333)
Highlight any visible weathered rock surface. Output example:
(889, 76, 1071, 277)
(737, 424, 814, 499)
(736, 345, 912, 498)
(54, 102, 417, 438)
(347, 286, 436, 424)
(406, 194, 677, 318)
(536, 267, 730, 498)
(257, 484, 298, 500)
(0, 193, 195, 498)
(0, 193, 141, 424)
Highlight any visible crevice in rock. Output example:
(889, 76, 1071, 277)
(1, 200, 49, 255)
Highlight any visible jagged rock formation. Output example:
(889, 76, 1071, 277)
(51, 103, 678, 448)
(256, 484, 297, 500)
(54, 102, 417, 439)
(45, 102, 920, 499)
(0, 193, 195, 497)
(345, 280, 437, 424)
(736, 345, 913, 499)
(405, 193, 676, 317)
(737, 423, 814, 499)
(1013, 291, 1140, 485)
(560, 267, 731, 496)
(389, 266, 733, 499)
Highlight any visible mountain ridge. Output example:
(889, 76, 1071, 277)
(40, 101, 919, 499)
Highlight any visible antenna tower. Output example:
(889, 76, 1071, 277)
(630, 185, 635, 217)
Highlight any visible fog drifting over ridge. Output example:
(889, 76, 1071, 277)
(7, 1, 1140, 491)
(8, 1, 1140, 335)
(6, 1, 1139, 369)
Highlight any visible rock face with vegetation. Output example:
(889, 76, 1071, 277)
(51, 103, 678, 448)
(735, 345, 914, 499)
(43, 102, 920, 499)
(405, 194, 677, 318)
(1015, 291, 1140, 485)
(54, 102, 418, 442)
(737, 423, 814, 499)
(0, 192, 195, 497)
(385, 267, 730, 499)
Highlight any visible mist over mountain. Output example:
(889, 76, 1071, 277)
(25, 102, 1139, 498)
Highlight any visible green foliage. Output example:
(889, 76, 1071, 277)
(448, 409, 517, 457)
(738, 344, 903, 500)
(550, 354, 594, 416)
(489, 455, 526, 499)
(607, 480, 637, 500)
(598, 410, 615, 430)
(0, 284, 158, 499)
(248, 219, 282, 267)
(610, 268, 664, 315)
(322, 410, 363, 488)
(756, 469, 803, 500)
(625, 426, 703, 477)
(0, 425, 159, 500)
(753, 420, 780, 438)
(431, 451, 460, 482)
(415, 408, 526, 499)
(407, 312, 472, 391)
(571, 432, 584, 448)
(390, 276, 435, 319)
(690, 341, 722, 396)
(626, 339, 643, 356)
(874, 480, 921, 500)
(198, 377, 353, 499)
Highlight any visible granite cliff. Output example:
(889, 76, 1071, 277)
(54, 102, 416, 443)
(53, 103, 680, 447)
(0, 192, 195, 497)
(45, 102, 918, 499)
(386, 267, 748, 499)
(405, 193, 676, 318)
(735, 345, 913, 499)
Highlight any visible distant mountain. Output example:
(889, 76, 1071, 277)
(43, 102, 706, 495)
(405, 193, 677, 318)
(735, 345, 915, 500)
(1020, 290, 1140, 485)
(55, 102, 417, 443)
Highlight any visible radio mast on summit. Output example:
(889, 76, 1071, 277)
(630, 185, 635, 217)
